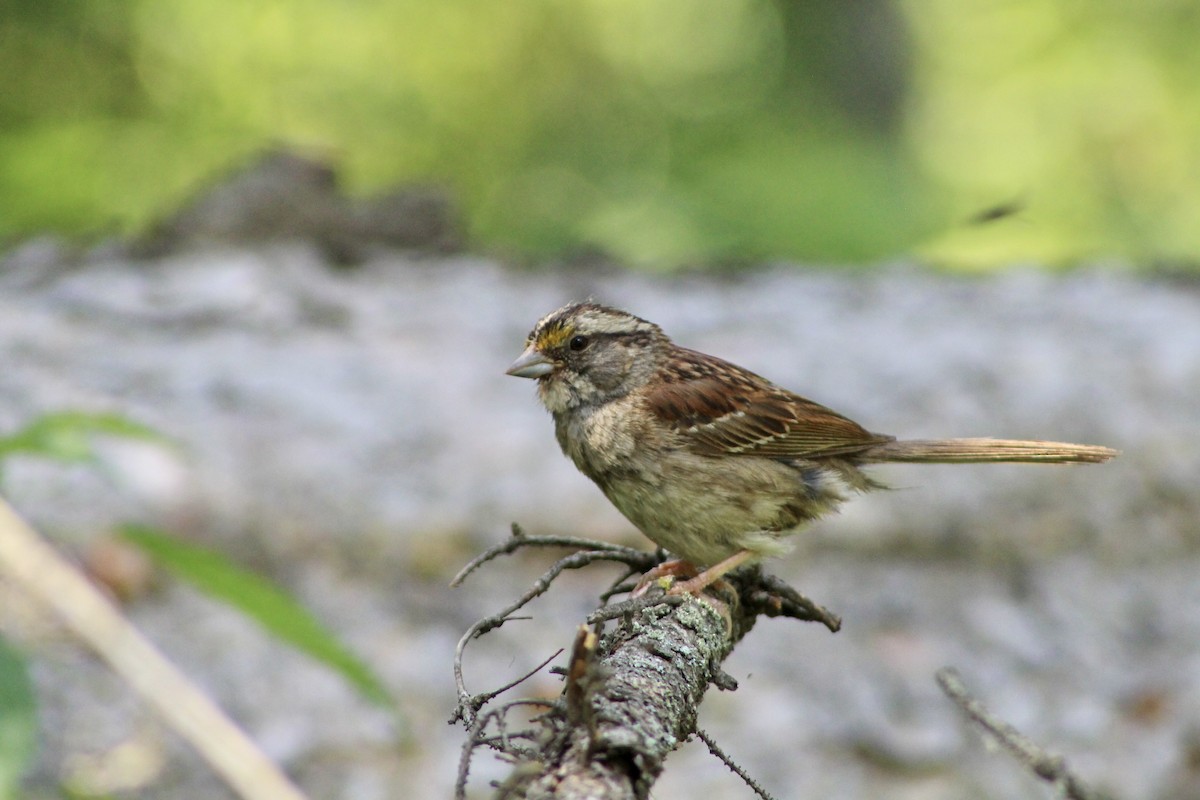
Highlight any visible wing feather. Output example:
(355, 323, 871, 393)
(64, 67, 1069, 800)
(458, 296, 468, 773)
(644, 349, 893, 459)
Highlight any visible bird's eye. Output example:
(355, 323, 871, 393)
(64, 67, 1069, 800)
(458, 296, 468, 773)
(568, 335, 590, 352)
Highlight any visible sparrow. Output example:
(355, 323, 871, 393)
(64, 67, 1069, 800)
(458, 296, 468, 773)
(507, 302, 1117, 595)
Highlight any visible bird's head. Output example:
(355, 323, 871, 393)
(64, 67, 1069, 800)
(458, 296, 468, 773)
(507, 302, 667, 413)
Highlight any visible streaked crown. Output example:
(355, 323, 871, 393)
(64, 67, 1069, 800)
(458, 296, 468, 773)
(527, 302, 663, 351)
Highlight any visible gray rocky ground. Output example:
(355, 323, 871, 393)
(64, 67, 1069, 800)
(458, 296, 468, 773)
(0, 238, 1197, 799)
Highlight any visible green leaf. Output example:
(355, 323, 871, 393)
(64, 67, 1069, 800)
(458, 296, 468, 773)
(118, 525, 396, 712)
(0, 635, 37, 800)
(0, 412, 168, 465)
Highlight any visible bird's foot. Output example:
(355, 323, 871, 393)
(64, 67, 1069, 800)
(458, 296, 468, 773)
(631, 559, 698, 598)
(665, 549, 755, 596)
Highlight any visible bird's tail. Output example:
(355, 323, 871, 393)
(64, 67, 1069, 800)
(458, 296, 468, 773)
(859, 437, 1118, 464)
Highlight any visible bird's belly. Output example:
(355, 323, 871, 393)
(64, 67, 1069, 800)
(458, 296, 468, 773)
(600, 452, 838, 568)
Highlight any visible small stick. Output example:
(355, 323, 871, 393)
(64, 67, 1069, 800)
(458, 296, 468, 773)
(452, 546, 654, 724)
(936, 667, 1104, 800)
(450, 525, 654, 587)
(695, 728, 778, 800)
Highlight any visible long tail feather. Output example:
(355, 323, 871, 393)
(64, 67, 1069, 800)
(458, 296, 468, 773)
(861, 438, 1118, 464)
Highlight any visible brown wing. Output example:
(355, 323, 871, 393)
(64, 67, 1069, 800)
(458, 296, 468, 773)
(645, 348, 894, 459)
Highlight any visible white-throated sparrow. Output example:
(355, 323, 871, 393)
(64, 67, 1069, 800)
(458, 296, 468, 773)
(507, 302, 1117, 595)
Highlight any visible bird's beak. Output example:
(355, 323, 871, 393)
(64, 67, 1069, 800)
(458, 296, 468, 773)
(506, 346, 555, 379)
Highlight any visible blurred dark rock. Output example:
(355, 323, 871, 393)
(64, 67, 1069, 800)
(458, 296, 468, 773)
(134, 149, 460, 263)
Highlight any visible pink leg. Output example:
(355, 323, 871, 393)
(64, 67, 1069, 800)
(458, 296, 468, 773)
(667, 549, 755, 596)
(631, 559, 699, 598)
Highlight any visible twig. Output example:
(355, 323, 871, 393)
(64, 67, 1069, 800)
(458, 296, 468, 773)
(451, 543, 656, 724)
(695, 728, 778, 800)
(450, 523, 656, 587)
(455, 706, 492, 799)
(455, 698, 558, 799)
(936, 667, 1105, 800)
(741, 570, 842, 632)
(471, 648, 563, 715)
(598, 569, 642, 603)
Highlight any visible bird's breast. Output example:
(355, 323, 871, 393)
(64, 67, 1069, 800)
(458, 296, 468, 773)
(554, 396, 655, 482)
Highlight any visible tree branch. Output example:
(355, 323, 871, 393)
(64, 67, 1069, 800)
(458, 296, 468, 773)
(451, 532, 841, 799)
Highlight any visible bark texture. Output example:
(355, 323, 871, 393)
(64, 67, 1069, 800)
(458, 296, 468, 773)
(512, 599, 734, 799)
(463, 562, 839, 800)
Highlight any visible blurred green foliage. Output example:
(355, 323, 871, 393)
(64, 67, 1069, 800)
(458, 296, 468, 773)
(2, 0, 1197, 267)
(0, 411, 166, 485)
(120, 524, 397, 713)
(0, 412, 399, 724)
(0, 635, 36, 800)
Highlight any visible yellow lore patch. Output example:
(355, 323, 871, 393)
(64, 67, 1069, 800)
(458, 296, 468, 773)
(535, 324, 573, 351)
